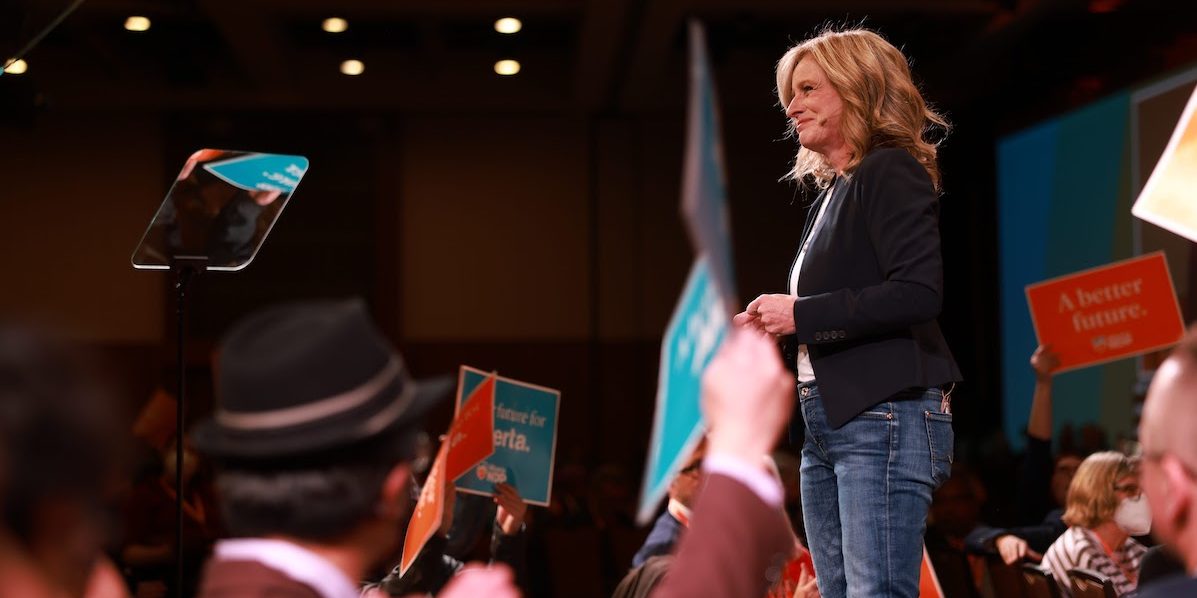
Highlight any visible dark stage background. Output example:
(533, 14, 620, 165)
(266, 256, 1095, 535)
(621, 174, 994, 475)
(3, 1, 1197, 596)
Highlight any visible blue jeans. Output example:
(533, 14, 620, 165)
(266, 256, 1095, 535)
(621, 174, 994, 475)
(798, 383, 954, 598)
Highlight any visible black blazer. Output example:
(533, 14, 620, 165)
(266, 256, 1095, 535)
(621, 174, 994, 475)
(790, 146, 961, 429)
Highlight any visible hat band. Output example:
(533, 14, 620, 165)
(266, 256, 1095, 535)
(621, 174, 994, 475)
(216, 356, 403, 431)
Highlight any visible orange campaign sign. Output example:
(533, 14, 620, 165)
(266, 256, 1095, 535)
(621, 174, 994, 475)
(399, 442, 448, 577)
(445, 374, 497, 481)
(1025, 252, 1185, 373)
(919, 546, 945, 598)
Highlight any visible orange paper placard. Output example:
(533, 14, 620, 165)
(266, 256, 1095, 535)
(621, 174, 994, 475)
(919, 546, 945, 598)
(399, 442, 448, 577)
(1025, 252, 1184, 373)
(445, 374, 497, 481)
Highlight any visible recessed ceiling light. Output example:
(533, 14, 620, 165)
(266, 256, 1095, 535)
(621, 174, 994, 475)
(323, 17, 348, 33)
(494, 59, 520, 76)
(2, 58, 27, 75)
(494, 17, 522, 34)
(340, 59, 365, 76)
(124, 16, 151, 32)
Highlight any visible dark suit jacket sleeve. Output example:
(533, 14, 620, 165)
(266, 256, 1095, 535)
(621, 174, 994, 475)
(1138, 573, 1197, 598)
(633, 512, 683, 568)
(794, 148, 944, 344)
(650, 473, 792, 598)
(964, 509, 1066, 556)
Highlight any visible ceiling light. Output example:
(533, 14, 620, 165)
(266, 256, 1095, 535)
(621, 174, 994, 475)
(323, 17, 348, 33)
(340, 59, 364, 76)
(494, 59, 521, 76)
(494, 17, 522, 34)
(124, 16, 151, 32)
(2, 58, 27, 75)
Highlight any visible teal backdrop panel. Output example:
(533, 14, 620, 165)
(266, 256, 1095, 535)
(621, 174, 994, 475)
(998, 92, 1134, 450)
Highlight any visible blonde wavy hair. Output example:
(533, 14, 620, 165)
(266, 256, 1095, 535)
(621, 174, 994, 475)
(1061, 451, 1139, 529)
(776, 28, 949, 191)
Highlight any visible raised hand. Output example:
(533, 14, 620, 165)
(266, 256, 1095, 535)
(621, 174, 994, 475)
(493, 483, 527, 536)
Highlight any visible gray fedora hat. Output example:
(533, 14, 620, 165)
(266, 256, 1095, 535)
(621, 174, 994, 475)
(192, 298, 450, 462)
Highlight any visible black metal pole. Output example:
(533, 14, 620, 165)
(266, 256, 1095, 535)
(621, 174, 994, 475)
(174, 265, 193, 598)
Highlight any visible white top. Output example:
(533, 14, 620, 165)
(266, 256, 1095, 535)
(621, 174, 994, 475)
(789, 183, 836, 382)
(214, 538, 361, 598)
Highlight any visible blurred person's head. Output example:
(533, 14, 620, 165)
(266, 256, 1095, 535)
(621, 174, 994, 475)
(0, 323, 125, 597)
(1139, 327, 1197, 571)
(668, 442, 706, 508)
(929, 463, 987, 539)
(775, 28, 948, 190)
(1078, 423, 1110, 455)
(1051, 451, 1084, 508)
(589, 463, 634, 527)
(1062, 451, 1146, 535)
(191, 299, 449, 572)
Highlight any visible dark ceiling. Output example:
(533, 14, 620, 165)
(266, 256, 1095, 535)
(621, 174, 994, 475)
(3, 0, 1196, 129)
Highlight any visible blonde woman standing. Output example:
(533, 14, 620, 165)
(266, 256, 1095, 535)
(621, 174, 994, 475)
(734, 29, 960, 598)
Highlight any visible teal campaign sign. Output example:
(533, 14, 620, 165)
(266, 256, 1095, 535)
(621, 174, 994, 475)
(453, 366, 560, 506)
(637, 256, 728, 524)
(203, 153, 309, 193)
(637, 20, 735, 525)
(681, 19, 736, 312)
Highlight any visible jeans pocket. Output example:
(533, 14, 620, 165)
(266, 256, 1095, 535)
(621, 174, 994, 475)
(924, 410, 954, 488)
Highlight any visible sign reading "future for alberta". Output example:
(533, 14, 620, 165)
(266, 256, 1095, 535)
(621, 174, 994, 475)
(1025, 251, 1185, 373)
(453, 367, 560, 507)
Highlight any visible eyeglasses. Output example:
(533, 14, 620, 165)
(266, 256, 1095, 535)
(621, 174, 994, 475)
(1112, 483, 1142, 499)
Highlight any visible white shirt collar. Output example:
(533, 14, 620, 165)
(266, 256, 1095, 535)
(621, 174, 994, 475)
(667, 498, 693, 526)
(214, 538, 361, 598)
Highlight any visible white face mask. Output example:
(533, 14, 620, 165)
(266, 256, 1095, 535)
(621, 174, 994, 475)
(1114, 494, 1152, 536)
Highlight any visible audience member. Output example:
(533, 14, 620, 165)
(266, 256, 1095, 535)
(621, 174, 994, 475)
(648, 330, 795, 598)
(632, 442, 705, 568)
(926, 465, 988, 598)
(377, 479, 528, 595)
(0, 324, 129, 598)
(1041, 451, 1148, 597)
(966, 346, 1070, 563)
(1137, 327, 1197, 597)
(612, 555, 672, 598)
(1136, 544, 1185, 589)
(121, 437, 219, 597)
(189, 299, 518, 598)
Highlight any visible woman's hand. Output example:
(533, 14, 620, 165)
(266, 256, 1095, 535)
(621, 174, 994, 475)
(995, 534, 1042, 564)
(793, 564, 820, 598)
(1030, 345, 1060, 382)
(734, 294, 797, 336)
(493, 483, 527, 536)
